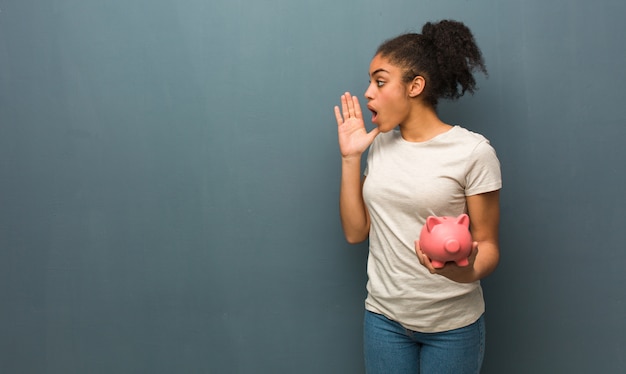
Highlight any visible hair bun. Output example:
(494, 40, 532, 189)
(421, 22, 436, 41)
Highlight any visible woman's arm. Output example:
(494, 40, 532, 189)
(340, 168, 370, 244)
(335, 92, 379, 243)
(465, 190, 501, 280)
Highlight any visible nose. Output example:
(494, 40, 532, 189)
(364, 85, 374, 100)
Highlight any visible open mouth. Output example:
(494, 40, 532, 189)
(368, 106, 378, 122)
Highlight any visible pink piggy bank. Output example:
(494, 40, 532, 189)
(419, 214, 473, 269)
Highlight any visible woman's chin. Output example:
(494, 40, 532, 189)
(374, 122, 395, 133)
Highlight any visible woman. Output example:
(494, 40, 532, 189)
(334, 20, 501, 373)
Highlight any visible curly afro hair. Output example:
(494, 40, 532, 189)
(375, 20, 487, 108)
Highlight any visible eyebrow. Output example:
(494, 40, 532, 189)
(370, 68, 390, 77)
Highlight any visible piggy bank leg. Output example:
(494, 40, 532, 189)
(430, 260, 446, 269)
(455, 258, 470, 267)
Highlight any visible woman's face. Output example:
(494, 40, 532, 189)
(364, 54, 412, 132)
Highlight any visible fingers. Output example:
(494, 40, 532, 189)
(414, 240, 425, 265)
(414, 240, 438, 274)
(469, 242, 479, 262)
(334, 106, 343, 126)
(338, 92, 361, 120)
(341, 93, 350, 120)
(334, 92, 352, 126)
(352, 95, 362, 119)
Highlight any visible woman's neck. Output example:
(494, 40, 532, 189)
(399, 104, 451, 142)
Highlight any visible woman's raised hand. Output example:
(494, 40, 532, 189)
(334, 92, 379, 159)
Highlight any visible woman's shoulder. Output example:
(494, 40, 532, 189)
(445, 126, 498, 160)
(449, 125, 489, 143)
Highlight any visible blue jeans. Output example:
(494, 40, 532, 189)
(363, 311, 485, 374)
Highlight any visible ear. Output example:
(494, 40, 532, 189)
(408, 75, 426, 97)
(425, 216, 442, 232)
(456, 214, 470, 228)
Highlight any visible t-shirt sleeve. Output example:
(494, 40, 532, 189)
(464, 140, 502, 196)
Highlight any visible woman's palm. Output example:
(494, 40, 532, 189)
(334, 92, 379, 158)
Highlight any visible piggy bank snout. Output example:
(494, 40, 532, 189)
(444, 238, 461, 253)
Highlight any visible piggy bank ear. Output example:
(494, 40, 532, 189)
(426, 216, 443, 232)
(456, 214, 470, 228)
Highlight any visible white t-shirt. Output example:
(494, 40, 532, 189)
(363, 125, 502, 333)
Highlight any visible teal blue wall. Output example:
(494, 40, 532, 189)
(1, 1, 625, 372)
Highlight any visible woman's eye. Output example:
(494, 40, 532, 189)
(376, 80, 385, 87)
